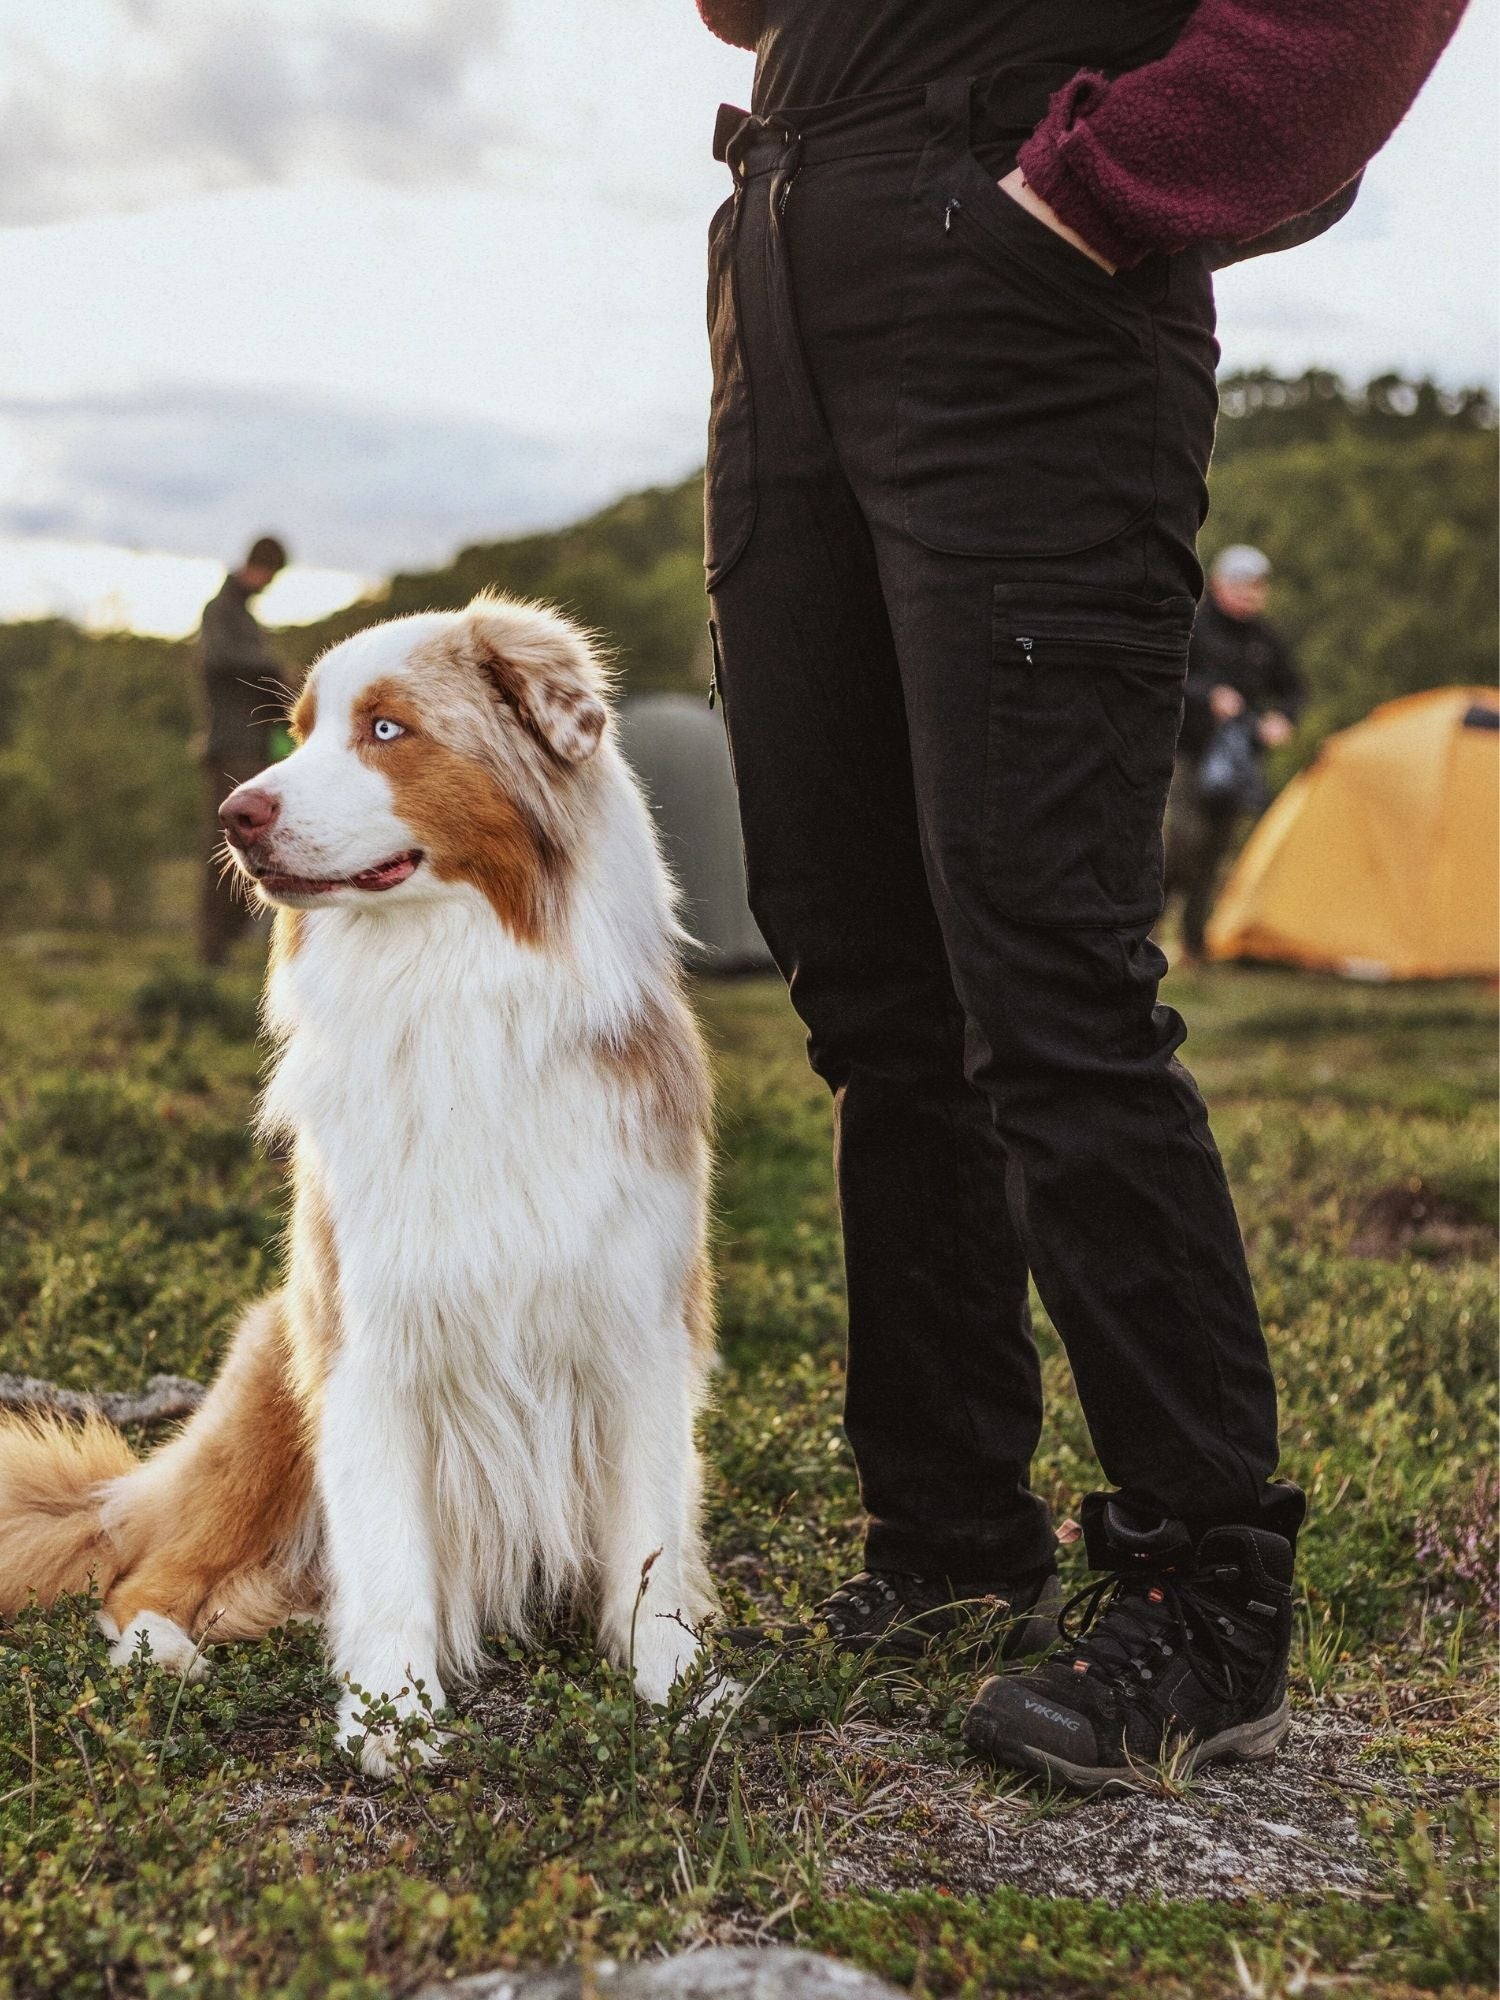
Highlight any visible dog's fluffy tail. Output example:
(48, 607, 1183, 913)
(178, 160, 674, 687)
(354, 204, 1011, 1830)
(1, 1298, 320, 1652)
(0, 1412, 136, 1615)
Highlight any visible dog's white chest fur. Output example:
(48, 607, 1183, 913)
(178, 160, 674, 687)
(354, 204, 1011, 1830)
(265, 889, 709, 1697)
(272, 908, 638, 1320)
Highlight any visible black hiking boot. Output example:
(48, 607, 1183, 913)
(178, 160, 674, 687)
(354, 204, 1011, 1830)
(720, 1564, 1061, 1663)
(962, 1498, 1295, 1792)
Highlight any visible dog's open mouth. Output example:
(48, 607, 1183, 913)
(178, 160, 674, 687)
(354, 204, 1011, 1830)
(255, 851, 423, 898)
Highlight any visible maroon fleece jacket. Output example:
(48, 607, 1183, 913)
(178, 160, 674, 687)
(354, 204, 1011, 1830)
(696, 0, 1466, 268)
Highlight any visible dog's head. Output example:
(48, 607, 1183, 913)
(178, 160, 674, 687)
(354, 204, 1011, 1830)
(220, 596, 609, 943)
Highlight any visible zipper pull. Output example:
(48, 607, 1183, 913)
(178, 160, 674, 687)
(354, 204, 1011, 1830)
(1016, 636, 1036, 666)
(708, 618, 723, 709)
(944, 197, 962, 234)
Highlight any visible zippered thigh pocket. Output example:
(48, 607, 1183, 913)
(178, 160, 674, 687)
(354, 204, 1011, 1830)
(983, 587, 1193, 926)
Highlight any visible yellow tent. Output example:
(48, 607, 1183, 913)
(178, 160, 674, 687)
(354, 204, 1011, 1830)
(1207, 686, 1499, 980)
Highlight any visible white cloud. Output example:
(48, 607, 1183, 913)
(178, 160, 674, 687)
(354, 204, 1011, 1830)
(0, 532, 368, 636)
(0, 0, 514, 224)
(0, 381, 673, 571)
(0, 0, 1489, 628)
(1215, 0, 1497, 386)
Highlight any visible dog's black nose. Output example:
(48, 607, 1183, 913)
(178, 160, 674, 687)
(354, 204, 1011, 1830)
(219, 785, 281, 849)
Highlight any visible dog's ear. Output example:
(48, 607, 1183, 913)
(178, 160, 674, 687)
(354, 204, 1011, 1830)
(459, 596, 608, 764)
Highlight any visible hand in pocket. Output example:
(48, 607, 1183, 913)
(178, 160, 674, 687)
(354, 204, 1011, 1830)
(996, 166, 1117, 274)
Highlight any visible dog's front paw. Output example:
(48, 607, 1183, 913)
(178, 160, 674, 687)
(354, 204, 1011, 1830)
(336, 1681, 447, 1781)
(630, 1620, 714, 1708)
(104, 1611, 211, 1682)
(348, 1724, 446, 1782)
(689, 1670, 745, 1716)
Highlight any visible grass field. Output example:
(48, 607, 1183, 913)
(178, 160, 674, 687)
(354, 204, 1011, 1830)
(0, 932, 1495, 1999)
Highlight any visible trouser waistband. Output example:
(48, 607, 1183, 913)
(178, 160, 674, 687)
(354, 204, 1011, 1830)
(714, 62, 1076, 180)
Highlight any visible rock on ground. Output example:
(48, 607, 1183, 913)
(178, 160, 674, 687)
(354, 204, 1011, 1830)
(0, 1371, 207, 1428)
(415, 1948, 904, 2000)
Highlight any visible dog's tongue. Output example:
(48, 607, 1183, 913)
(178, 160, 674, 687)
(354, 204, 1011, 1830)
(349, 853, 419, 892)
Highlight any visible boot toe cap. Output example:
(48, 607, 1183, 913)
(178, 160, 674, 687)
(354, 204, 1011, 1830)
(963, 1673, 1098, 1766)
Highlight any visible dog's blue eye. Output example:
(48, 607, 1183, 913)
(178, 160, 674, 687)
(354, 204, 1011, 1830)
(372, 718, 405, 742)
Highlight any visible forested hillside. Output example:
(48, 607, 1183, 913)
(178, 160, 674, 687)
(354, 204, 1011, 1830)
(1204, 373, 1497, 746)
(0, 372, 1493, 928)
(283, 477, 709, 696)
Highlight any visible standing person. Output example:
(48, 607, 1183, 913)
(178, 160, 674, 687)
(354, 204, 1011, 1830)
(694, 0, 1462, 1790)
(195, 536, 288, 967)
(1165, 545, 1304, 967)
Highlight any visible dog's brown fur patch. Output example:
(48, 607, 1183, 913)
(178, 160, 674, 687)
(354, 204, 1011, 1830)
(595, 985, 713, 1351)
(284, 1169, 343, 1418)
(349, 671, 569, 945)
(99, 1296, 315, 1641)
(597, 986, 713, 1175)
(0, 1167, 341, 1651)
(0, 1414, 137, 1614)
(444, 597, 610, 765)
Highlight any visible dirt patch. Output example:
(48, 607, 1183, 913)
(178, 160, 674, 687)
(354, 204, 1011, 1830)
(217, 1692, 1485, 1914)
(1348, 1178, 1493, 1263)
(727, 1700, 1481, 1909)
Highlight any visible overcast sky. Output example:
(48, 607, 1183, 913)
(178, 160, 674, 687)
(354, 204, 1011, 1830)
(0, 0, 1494, 634)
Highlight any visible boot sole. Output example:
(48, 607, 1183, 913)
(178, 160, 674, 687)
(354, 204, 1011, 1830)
(964, 1693, 1291, 1795)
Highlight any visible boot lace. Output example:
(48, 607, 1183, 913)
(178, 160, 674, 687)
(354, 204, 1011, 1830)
(1056, 1562, 1251, 1705)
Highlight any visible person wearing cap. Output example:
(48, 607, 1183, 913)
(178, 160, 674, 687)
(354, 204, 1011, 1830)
(195, 535, 288, 967)
(693, 0, 1461, 1793)
(1165, 546, 1305, 965)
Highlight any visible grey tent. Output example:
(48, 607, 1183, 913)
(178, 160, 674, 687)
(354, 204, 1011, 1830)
(616, 694, 772, 972)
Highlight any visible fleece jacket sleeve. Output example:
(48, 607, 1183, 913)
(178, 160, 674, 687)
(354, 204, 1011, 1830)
(1016, 0, 1467, 269)
(696, 0, 760, 50)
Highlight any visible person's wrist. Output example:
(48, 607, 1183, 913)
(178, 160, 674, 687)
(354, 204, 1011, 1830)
(997, 166, 1117, 274)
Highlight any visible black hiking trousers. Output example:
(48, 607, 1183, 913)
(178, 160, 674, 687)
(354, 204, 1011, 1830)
(705, 70, 1303, 1586)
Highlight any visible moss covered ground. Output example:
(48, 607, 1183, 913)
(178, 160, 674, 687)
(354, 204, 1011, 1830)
(0, 934, 1494, 1998)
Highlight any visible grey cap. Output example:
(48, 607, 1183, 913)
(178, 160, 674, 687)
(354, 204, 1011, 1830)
(1213, 543, 1272, 584)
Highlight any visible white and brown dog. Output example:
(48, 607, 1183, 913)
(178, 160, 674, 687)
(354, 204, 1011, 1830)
(0, 597, 718, 1774)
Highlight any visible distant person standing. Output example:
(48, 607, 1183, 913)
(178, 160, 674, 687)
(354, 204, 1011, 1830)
(1165, 546, 1304, 966)
(195, 535, 288, 967)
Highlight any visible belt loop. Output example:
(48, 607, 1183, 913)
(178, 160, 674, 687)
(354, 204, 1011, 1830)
(719, 106, 800, 186)
(924, 75, 974, 147)
(714, 101, 750, 166)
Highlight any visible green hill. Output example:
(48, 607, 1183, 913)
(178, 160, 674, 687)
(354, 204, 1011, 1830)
(0, 371, 1492, 929)
(284, 476, 712, 698)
